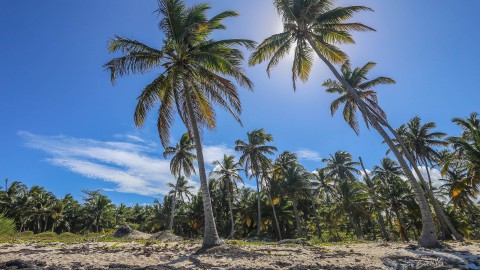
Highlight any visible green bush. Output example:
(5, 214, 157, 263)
(18, 231, 34, 237)
(0, 214, 16, 236)
(35, 232, 58, 238)
(59, 232, 76, 239)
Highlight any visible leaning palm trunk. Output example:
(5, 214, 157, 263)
(313, 203, 322, 238)
(228, 182, 235, 239)
(393, 207, 409, 241)
(292, 199, 303, 237)
(168, 179, 180, 231)
(348, 213, 363, 240)
(306, 36, 439, 248)
(359, 157, 390, 241)
(268, 191, 282, 240)
(255, 175, 262, 237)
(184, 84, 222, 247)
(366, 106, 463, 241)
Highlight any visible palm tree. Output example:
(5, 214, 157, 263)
(250, 0, 439, 247)
(168, 176, 195, 203)
(312, 168, 336, 238)
(105, 0, 254, 247)
(395, 117, 462, 240)
(373, 158, 413, 241)
(163, 132, 196, 230)
(210, 155, 243, 238)
(278, 160, 311, 237)
(323, 61, 395, 134)
(440, 166, 480, 229)
(358, 157, 390, 241)
(445, 113, 480, 226)
(322, 151, 367, 239)
(322, 151, 360, 181)
(235, 129, 277, 236)
(82, 190, 115, 233)
(394, 117, 447, 189)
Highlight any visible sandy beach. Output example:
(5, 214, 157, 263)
(1, 241, 479, 269)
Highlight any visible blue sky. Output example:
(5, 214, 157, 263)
(1, 0, 479, 205)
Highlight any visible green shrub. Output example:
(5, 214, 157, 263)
(59, 232, 76, 238)
(0, 214, 16, 236)
(18, 231, 34, 237)
(35, 232, 57, 238)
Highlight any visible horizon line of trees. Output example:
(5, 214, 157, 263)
(1, 113, 479, 242)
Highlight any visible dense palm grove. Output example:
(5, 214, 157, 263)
(1, 0, 479, 249)
(1, 114, 479, 242)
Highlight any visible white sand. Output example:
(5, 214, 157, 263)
(0, 241, 479, 269)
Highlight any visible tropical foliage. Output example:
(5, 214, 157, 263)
(3, 115, 479, 240)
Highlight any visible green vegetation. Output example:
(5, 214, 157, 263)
(2, 0, 478, 250)
(0, 214, 16, 236)
(1, 114, 479, 244)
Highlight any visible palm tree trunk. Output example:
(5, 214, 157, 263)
(292, 199, 302, 237)
(365, 103, 464, 242)
(168, 179, 179, 231)
(313, 203, 322, 238)
(393, 207, 409, 241)
(183, 82, 222, 247)
(268, 192, 282, 240)
(306, 35, 439, 247)
(228, 182, 235, 239)
(348, 213, 363, 240)
(359, 157, 390, 241)
(255, 175, 262, 237)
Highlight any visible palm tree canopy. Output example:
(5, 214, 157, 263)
(323, 61, 395, 134)
(393, 116, 447, 165)
(163, 132, 196, 177)
(322, 151, 360, 181)
(249, 0, 374, 90)
(105, 0, 255, 147)
(168, 176, 195, 202)
(235, 129, 278, 178)
(210, 155, 244, 188)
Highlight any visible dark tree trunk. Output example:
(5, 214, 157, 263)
(359, 157, 390, 241)
(255, 175, 262, 237)
(292, 199, 303, 237)
(168, 178, 179, 231)
(183, 82, 222, 247)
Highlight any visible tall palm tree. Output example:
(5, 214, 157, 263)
(82, 190, 115, 233)
(105, 0, 254, 247)
(278, 161, 311, 237)
(210, 155, 243, 238)
(394, 117, 462, 240)
(163, 132, 196, 230)
(394, 117, 447, 189)
(323, 61, 395, 135)
(358, 157, 390, 241)
(373, 158, 414, 241)
(322, 151, 367, 239)
(440, 166, 480, 228)
(322, 151, 360, 181)
(250, 0, 439, 247)
(168, 176, 195, 203)
(235, 129, 277, 236)
(446, 113, 480, 220)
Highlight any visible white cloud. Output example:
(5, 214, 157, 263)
(202, 145, 236, 165)
(296, 148, 322, 162)
(414, 166, 444, 189)
(18, 131, 232, 197)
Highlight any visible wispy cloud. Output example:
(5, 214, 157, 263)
(415, 166, 444, 188)
(18, 131, 234, 197)
(296, 148, 322, 162)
